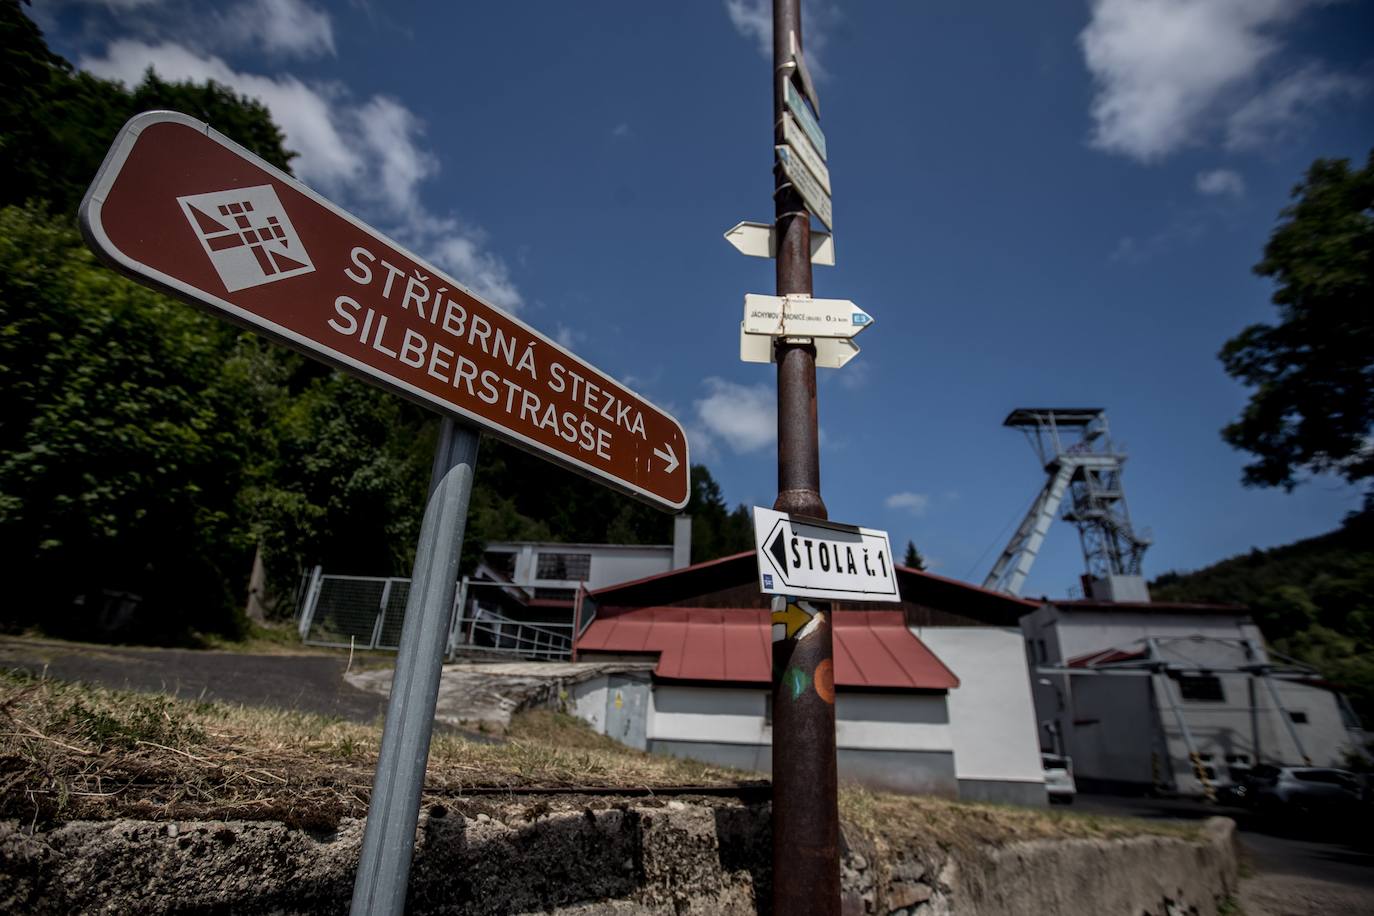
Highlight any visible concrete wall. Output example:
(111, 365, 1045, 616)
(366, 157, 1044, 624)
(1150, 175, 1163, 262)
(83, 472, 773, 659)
(0, 807, 1240, 915)
(916, 626, 1046, 805)
(569, 675, 610, 734)
(643, 684, 959, 795)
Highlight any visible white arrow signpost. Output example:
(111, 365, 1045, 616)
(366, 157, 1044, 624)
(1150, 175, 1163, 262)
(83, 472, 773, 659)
(739, 294, 872, 368)
(753, 507, 900, 603)
(723, 221, 834, 266)
(743, 293, 872, 339)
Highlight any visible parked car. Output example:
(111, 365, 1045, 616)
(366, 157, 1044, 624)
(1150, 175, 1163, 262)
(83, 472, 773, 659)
(1245, 765, 1362, 818)
(1042, 753, 1076, 804)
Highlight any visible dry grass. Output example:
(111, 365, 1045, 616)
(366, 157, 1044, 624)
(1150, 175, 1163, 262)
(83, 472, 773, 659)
(839, 784, 1196, 859)
(0, 669, 741, 830)
(0, 668, 1189, 849)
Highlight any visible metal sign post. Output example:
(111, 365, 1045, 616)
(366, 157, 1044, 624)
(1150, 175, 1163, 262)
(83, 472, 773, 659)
(768, 1, 840, 913)
(351, 417, 478, 915)
(81, 112, 687, 915)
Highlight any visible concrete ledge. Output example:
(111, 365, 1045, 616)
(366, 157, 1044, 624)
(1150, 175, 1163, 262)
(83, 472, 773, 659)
(956, 778, 1048, 808)
(0, 804, 1238, 915)
(944, 816, 1240, 916)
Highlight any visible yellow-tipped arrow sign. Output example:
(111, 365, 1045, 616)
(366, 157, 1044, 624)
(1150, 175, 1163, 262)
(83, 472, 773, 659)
(772, 598, 819, 642)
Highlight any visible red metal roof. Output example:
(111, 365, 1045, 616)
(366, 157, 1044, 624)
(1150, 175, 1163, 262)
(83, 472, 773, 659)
(577, 607, 959, 691)
(1066, 646, 1149, 668)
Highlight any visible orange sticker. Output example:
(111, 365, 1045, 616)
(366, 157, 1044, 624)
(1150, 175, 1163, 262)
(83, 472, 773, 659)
(814, 659, 835, 704)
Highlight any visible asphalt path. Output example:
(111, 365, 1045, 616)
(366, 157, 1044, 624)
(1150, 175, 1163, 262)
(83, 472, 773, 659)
(0, 635, 390, 724)
(1073, 792, 1374, 891)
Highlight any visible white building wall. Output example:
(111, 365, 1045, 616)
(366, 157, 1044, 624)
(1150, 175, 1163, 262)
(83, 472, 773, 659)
(834, 693, 953, 752)
(645, 685, 953, 753)
(491, 542, 675, 592)
(648, 685, 771, 745)
(570, 676, 610, 735)
(1269, 678, 1356, 767)
(587, 547, 675, 590)
(916, 627, 1045, 789)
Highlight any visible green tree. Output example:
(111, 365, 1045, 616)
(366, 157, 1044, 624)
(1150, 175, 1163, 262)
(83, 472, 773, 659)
(684, 465, 753, 563)
(902, 540, 926, 570)
(0, 205, 263, 638)
(1219, 150, 1374, 491)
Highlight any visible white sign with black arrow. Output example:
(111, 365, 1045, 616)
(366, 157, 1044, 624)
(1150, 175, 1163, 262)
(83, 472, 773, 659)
(753, 507, 900, 603)
(743, 293, 873, 339)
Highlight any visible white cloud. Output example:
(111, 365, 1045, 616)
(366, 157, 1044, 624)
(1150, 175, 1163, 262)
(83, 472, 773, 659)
(79, 40, 523, 311)
(552, 323, 584, 350)
(1079, 0, 1357, 162)
(725, 0, 771, 56)
(611, 122, 631, 138)
(220, 0, 335, 58)
(693, 377, 776, 454)
(1226, 64, 1367, 150)
(1195, 168, 1246, 197)
(836, 359, 870, 391)
(724, 0, 837, 79)
(885, 492, 930, 516)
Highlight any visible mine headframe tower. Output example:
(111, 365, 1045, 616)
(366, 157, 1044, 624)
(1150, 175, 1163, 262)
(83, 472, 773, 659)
(983, 408, 1152, 601)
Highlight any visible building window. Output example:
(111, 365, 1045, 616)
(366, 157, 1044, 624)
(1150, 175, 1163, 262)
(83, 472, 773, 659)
(535, 552, 591, 581)
(1286, 710, 1308, 724)
(1177, 675, 1225, 702)
(482, 550, 517, 580)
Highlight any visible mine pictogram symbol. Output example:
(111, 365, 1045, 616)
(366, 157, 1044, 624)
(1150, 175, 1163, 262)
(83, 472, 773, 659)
(177, 184, 315, 293)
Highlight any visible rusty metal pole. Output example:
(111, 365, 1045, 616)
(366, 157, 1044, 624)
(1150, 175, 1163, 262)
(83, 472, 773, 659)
(769, 1, 840, 914)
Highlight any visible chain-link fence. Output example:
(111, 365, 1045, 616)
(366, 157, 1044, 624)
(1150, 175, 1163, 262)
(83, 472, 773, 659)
(296, 569, 574, 660)
(296, 571, 411, 650)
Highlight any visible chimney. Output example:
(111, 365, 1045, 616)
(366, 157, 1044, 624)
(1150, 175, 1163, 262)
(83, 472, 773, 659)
(672, 514, 692, 569)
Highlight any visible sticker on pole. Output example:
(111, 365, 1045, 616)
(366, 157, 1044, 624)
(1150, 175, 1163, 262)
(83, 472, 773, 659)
(79, 110, 689, 510)
(753, 507, 900, 603)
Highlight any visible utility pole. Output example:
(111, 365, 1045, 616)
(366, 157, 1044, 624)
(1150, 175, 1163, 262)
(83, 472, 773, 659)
(769, 0, 840, 913)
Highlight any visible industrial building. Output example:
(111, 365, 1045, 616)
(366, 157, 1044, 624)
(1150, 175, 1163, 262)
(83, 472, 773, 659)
(986, 408, 1362, 796)
(571, 552, 1048, 806)
(1024, 599, 1362, 795)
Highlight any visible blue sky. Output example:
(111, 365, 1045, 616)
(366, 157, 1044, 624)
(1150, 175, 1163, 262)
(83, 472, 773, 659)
(34, 0, 1373, 597)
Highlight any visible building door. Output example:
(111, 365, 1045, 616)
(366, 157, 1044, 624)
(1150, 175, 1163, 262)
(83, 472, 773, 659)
(604, 675, 649, 751)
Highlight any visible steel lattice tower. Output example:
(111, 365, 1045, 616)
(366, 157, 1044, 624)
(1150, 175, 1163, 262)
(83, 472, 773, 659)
(983, 408, 1152, 599)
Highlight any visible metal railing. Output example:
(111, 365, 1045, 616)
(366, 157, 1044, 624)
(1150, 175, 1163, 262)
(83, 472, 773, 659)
(296, 568, 576, 660)
(450, 610, 573, 660)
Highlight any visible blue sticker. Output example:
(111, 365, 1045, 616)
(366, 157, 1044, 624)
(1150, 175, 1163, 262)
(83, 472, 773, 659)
(852, 314, 870, 326)
(763, 574, 774, 588)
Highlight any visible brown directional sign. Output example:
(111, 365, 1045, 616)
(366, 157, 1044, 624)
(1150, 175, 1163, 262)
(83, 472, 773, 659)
(80, 111, 689, 509)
